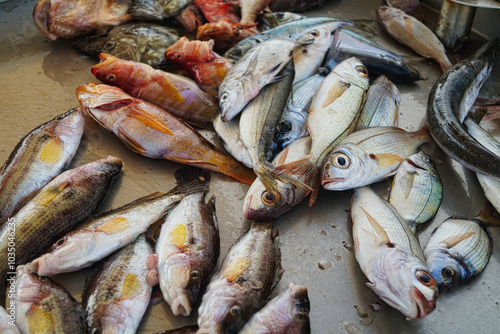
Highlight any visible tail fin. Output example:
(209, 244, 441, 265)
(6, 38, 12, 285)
(174, 166, 211, 195)
(477, 201, 500, 227)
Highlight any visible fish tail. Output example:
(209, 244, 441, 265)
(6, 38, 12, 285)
(274, 155, 314, 176)
(174, 166, 211, 195)
(307, 168, 321, 207)
(217, 157, 256, 185)
(414, 125, 432, 144)
(255, 164, 282, 204)
(439, 57, 454, 73)
(477, 201, 500, 227)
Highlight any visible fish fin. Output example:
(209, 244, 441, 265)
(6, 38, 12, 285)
(274, 155, 313, 175)
(130, 109, 173, 136)
(266, 61, 284, 76)
(39, 137, 64, 164)
(256, 163, 312, 204)
(174, 166, 211, 195)
(276, 146, 290, 166)
(369, 153, 404, 168)
(119, 273, 142, 300)
(359, 206, 393, 246)
(169, 224, 187, 248)
(126, 192, 165, 205)
(477, 201, 500, 227)
(154, 75, 184, 104)
(320, 82, 349, 108)
(403, 16, 415, 37)
(442, 232, 475, 248)
(27, 305, 56, 333)
(466, 107, 488, 124)
(34, 181, 70, 206)
(97, 217, 130, 234)
(223, 257, 252, 282)
(400, 171, 416, 200)
(268, 75, 285, 84)
(307, 170, 321, 207)
(116, 127, 147, 154)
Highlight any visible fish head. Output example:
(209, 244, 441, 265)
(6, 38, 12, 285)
(91, 53, 149, 89)
(277, 110, 308, 148)
(367, 247, 437, 320)
(322, 144, 368, 191)
(406, 151, 438, 175)
(225, 44, 248, 64)
(332, 57, 370, 90)
(219, 82, 244, 122)
(279, 283, 311, 332)
(425, 248, 471, 289)
(48, 108, 86, 138)
(165, 37, 214, 64)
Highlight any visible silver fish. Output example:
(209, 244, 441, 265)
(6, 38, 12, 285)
(239, 282, 310, 334)
(197, 221, 283, 334)
(389, 152, 443, 233)
(84, 234, 153, 333)
(0, 108, 85, 226)
(322, 126, 431, 191)
(213, 113, 253, 169)
(355, 75, 400, 130)
(351, 186, 437, 320)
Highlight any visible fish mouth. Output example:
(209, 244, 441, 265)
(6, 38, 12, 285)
(408, 287, 436, 321)
(171, 292, 192, 316)
(321, 178, 346, 188)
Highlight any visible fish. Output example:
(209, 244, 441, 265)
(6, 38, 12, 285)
(213, 113, 253, 169)
(326, 28, 423, 83)
(76, 83, 256, 185)
(164, 37, 233, 96)
(151, 167, 220, 316)
(239, 282, 310, 334)
(73, 23, 181, 68)
(128, 0, 192, 20)
(276, 57, 369, 205)
(244, 137, 311, 220)
(269, 0, 324, 12)
(194, 0, 240, 23)
(389, 152, 443, 233)
(321, 126, 432, 191)
(29, 166, 208, 276)
(220, 36, 310, 122)
(225, 17, 354, 63)
(196, 21, 259, 54)
(260, 12, 307, 29)
(376, 6, 453, 72)
(176, 4, 206, 33)
(0, 156, 122, 306)
(386, 0, 424, 22)
(0, 108, 85, 226)
(33, 0, 132, 40)
(0, 305, 20, 334)
(91, 53, 218, 129)
(240, 0, 269, 25)
(355, 75, 400, 130)
(351, 186, 437, 320)
(423, 203, 498, 289)
(197, 221, 283, 333)
(11, 265, 86, 333)
(83, 234, 153, 333)
(426, 39, 500, 179)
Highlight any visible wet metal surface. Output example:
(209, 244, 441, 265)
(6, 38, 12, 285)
(1, 0, 500, 333)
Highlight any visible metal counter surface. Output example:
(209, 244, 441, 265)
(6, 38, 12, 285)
(1, 0, 499, 333)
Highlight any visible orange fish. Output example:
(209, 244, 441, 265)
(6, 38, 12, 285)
(196, 21, 258, 53)
(76, 83, 256, 185)
(194, 0, 240, 24)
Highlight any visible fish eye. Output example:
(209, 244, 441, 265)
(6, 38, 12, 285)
(295, 311, 308, 321)
(230, 305, 242, 316)
(54, 237, 66, 247)
(220, 92, 228, 103)
(355, 65, 368, 77)
(190, 270, 201, 280)
(279, 121, 292, 133)
(176, 52, 184, 60)
(277, 13, 284, 19)
(416, 270, 435, 287)
(261, 191, 277, 206)
(441, 266, 456, 280)
(106, 74, 116, 81)
(309, 30, 320, 38)
(103, 41, 115, 50)
(332, 153, 350, 169)
(231, 48, 242, 57)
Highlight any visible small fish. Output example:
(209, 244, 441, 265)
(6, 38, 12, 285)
(386, 0, 424, 22)
(84, 234, 153, 333)
(269, 0, 324, 13)
(73, 23, 181, 68)
(197, 221, 283, 333)
(33, 0, 132, 40)
(128, 0, 192, 20)
(376, 6, 453, 72)
(240, 0, 269, 24)
(12, 265, 86, 333)
(423, 204, 498, 289)
(0, 156, 122, 305)
(176, 4, 206, 33)
(76, 83, 256, 185)
(351, 186, 437, 320)
(91, 53, 218, 129)
(389, 152, 443, 233)
(0, 108, 85, 226)
(213, 112, 253, 169)
(326, 28, 423, 83)
(0, 305, 20, 334)
(322, 126, 432, 191)
(261, 12, 307, 29)
(239, 282, 310, 334)
(355, 75, 400, 130)
(151, 167, 220, 316)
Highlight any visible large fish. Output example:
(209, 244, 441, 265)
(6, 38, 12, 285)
(151, 167, 220, 316)
(321, 126, 431, 191)
(12, 265, 86, 333)
(0, 108, 84, 225)
(351, 186, 437, 320)
(91, 53, 218, 129)
(128, 0, 193, 20)
(76, 83, 255, 185)
(0, 156, 122, 305)
(197, 221, 283, 333)
(84, 234, 153, 333)
(239, 282, 310, 334)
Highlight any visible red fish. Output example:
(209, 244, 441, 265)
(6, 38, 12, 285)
(194, 0, 240, 24)
(196, 21, 258, 53)
(176, 4, 206, 33)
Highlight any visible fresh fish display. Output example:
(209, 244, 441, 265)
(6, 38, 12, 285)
(244, 137, 311, 220)
(129, 0, 192, 20)
(0, 156, 122, 305)
(73, 23, 181, 68)
(33, 0, 132, 40)
(152, 168, 220, 316)
(213, 113, 253, 168)
(355, 75, 400, 130)
(261, 12, 307, 29)
(12, 265, 86, 333)
(386, 0, 424, 22)
(91, 53, 218, 129)
(240, 0, 269, 24)
(0, 305, 20, 334)
(29, 166, 207, 276)
(376, 6, 453, 72)
(389, 152, 443, 233)
(165, 37, 233, 96)
(220, 37, 309, 122)
(197, 221, 282, 333)
(322, 126, 432, 191)
(194, 0, 240, 23)
(225, 17, 354, 63)
(239, 282, 310, 334)
(84, 234, 153, 333)
(269, 0, 324, 13)
(426, 39, 500, 179)
(0, 108, 84, 226)
(196, 21, 259, 53)
(351, 186, 437, 320)
(176, 4, 206, 33)
(76, 83, 256, 185)
(423, 205, 497, 289)
(326, 28, 423, 83)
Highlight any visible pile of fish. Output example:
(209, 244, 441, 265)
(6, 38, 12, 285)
(2, 0, 500, 332)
